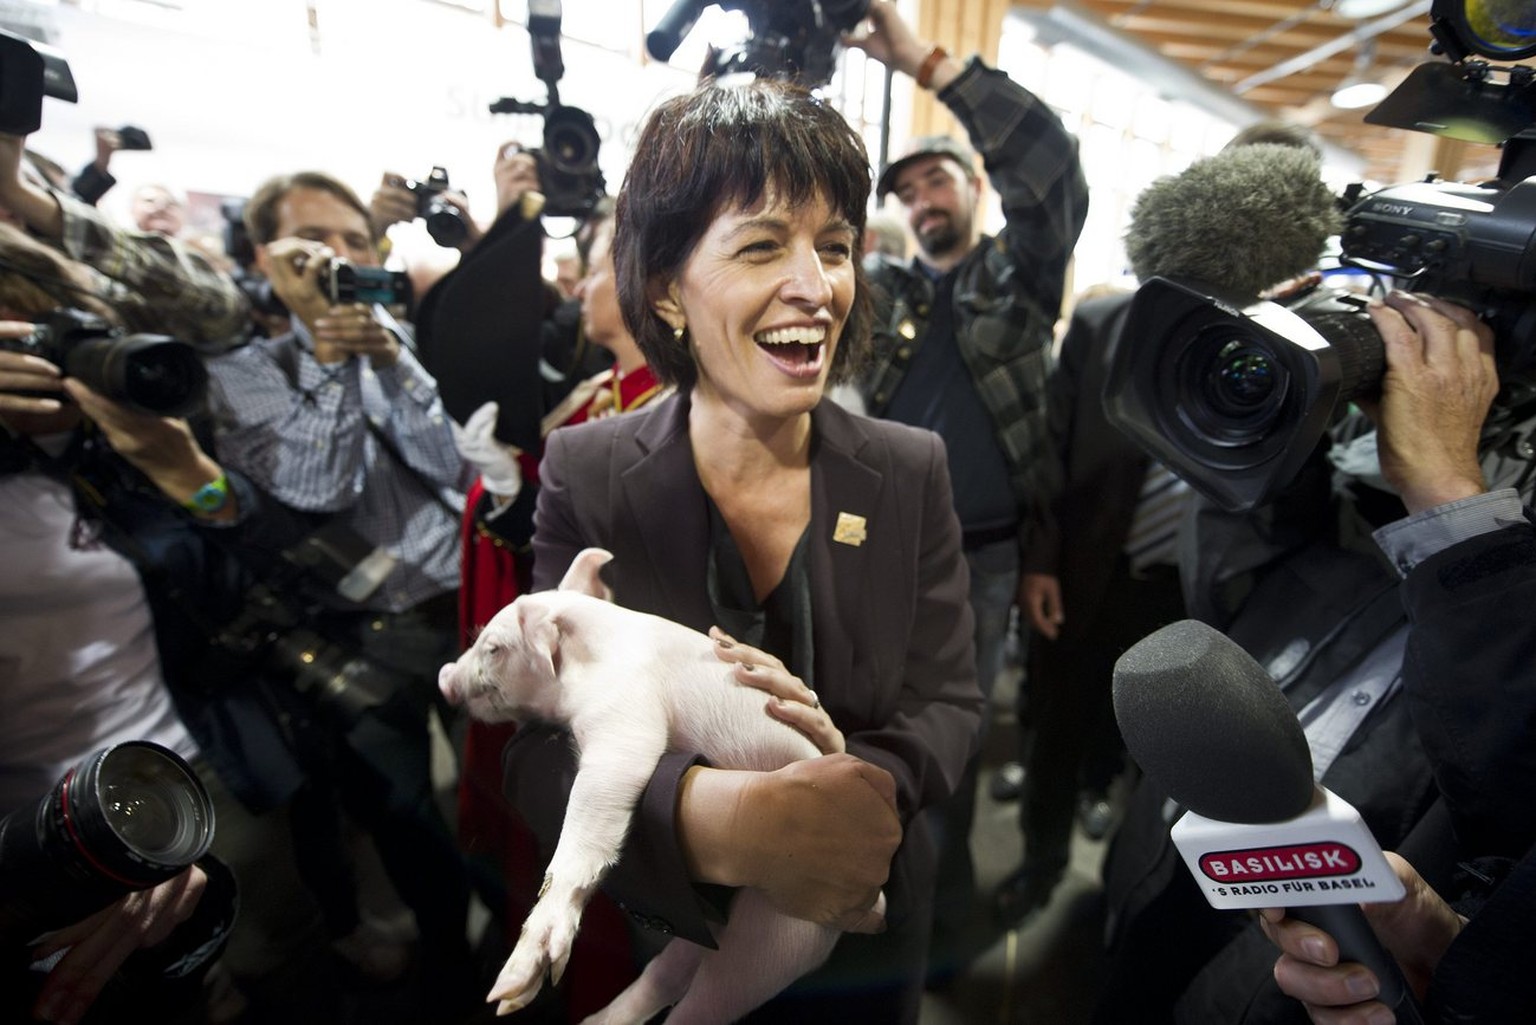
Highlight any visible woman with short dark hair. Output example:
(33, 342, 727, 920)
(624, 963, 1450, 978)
(508, 76, 983, 1023)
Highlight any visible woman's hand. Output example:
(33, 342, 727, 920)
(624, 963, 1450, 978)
(678, 755, 900, 933)
(29, 865, 208, 1025)
(710, 627, 845, 754)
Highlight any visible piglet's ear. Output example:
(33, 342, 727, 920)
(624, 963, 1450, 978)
(516, 601, 562, 682)
(557, 548, 614, 602)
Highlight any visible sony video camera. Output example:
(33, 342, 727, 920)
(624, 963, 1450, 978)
(402, 166, 469, 247)
(0, 307, 208, 417)
(1106, 0, 1536, 513)
(489, 1, 606, 219)
(646, 0, 870, 87)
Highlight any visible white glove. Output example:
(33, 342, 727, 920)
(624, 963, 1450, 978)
(451, 401, 523, 500)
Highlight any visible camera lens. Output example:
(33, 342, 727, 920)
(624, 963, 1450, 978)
(1208, 342, 1278, 416)
(1175, 325, 1291, 445)
(1457, 0, 1536, 59)
(66, 335, 208, 417)
(101, 745, 210, 863)
(424, 197, 468, 247)
(543, 105, 601, 175)
(0, 742, 214, 948)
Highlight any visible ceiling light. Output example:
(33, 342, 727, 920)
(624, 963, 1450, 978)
(1330, 0, 1414, 18)
(1332, 40, 1388, 109)
(1332, 79, 1390, 107)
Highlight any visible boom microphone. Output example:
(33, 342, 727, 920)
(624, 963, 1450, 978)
(1113, 619, 1426, 1024)
(1124, 143, 1342, 298)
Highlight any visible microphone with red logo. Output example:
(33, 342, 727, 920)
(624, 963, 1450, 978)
(1113, 618, 1425, 1024)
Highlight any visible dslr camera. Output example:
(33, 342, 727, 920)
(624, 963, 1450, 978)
(489, 1, 605, 219)
(402, 166, 470, 247)
(1107, 0, 1536, 513)
(0, 307, 207, 417)
(0, 742, 235, 1010)
(214, 522, 405, 726)
(0, 742, 214, 948)
(646, 0, 870, 88)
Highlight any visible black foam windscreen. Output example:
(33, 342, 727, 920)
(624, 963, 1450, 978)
(1113, 619, 1315, 824)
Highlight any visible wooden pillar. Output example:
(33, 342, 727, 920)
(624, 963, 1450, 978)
(909, 0, 1012, 139)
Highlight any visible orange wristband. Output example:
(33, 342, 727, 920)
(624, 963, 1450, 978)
(916, 45, 949, 90)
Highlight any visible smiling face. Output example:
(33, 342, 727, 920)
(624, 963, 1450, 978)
(652, 187, 856, 424)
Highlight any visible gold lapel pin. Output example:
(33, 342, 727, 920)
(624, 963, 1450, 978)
(833, 512, 867, 547)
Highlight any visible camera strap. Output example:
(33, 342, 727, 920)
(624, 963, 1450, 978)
(271, 333, 463, 520)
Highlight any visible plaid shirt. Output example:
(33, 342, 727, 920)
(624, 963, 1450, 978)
(53, 187, 248, 352)
(205, 314, 471, 613)
(860, 58, 1089, 543)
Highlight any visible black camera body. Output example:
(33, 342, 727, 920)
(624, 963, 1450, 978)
(646, 0, 870, 87)
(1105, 0, 1536, 513)
(0, 27, 77, 135)
(402, 166, 469, 247)
(0, 307, 207, 417)
(214, 522, 402, 725)
(488, 1, 606, 219)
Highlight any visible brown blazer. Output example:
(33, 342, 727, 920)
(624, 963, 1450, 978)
(510, 390, 983, 948)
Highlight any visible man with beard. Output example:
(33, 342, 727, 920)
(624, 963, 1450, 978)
(848, 0, 1089, 984)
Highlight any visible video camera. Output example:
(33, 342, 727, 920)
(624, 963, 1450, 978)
(1106, 0, 1536, 513)
(401, 166, 470, 247)
(489, 0, 606, 219)
(0, 307, 208, 417)
(315, 256, 411, 307)
(0, 27, 76, 135)
(646, 0, 870, 88)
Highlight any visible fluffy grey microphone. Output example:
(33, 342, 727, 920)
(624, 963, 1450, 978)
(1112, 618, 1314, 824)
(1124, 143, 1343, 299)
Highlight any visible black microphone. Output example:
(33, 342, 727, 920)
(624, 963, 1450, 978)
(646, 0, 707, 62)
(1113, 619, 1426, 1024)
(1124, 142, 1342, 299)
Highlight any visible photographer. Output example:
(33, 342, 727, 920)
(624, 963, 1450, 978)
(201, 169, 482, 1015)
(0, 224, 316, 1023)
(844, 0, 1089, 968)
(0, 131, 246, 354)
(370, 142, 572, 315)
(1094, 271, 1536, 1025)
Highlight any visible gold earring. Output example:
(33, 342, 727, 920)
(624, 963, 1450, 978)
(673, 324, 685, 342)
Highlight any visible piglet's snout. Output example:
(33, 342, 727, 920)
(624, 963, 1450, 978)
(438, 661, 467, 705)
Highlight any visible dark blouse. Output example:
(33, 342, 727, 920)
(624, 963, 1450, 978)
(704, 497, 815, 690)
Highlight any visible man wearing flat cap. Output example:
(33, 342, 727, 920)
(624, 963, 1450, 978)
(846, 0, 1090, 980)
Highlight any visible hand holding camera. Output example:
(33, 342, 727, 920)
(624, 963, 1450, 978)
(0, 327, 65, 421)
(262, 238, 399, 367)
(28, 865, 208, 1025)
(492, 143, 542, 220)
(1365, 291, 1498, 514)
(371, 167, 477, 251)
